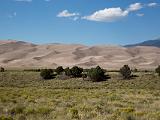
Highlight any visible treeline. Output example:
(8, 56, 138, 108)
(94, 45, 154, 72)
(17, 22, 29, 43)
(40, 66, 109, 82)
(39, 65, 160, 82)
(0, 65, 160, 82)
(40, 65, 160, 82)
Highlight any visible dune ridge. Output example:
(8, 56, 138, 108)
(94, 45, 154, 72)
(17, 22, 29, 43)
(0, 40, 160, 69)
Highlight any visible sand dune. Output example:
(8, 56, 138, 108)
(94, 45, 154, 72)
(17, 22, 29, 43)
(0, 40, 159, 69)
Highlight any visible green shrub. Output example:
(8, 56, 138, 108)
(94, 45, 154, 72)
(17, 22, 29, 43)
(64, 67, 72, 76)
(70, 66, 83, 77)
(120, 65, 132, 79)
(155, 65, 160, 76)
(40, 69, 53, 79)
(87, 66, 107, 82)
(0, 67, 5, 72)
(55, 66, 64, 75)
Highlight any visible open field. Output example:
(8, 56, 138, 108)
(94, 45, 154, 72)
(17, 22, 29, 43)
(0, 71, 160, 120)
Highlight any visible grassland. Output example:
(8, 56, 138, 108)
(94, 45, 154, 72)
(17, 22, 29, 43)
(0, 71, 160, 120)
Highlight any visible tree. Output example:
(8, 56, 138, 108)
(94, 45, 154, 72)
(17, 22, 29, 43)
(40, 69, 53, 80)
(55, 66, 64, 75)
(64, 67, 72, 76)
(155, 65, 160, 76)
(70, 66, 83, 77)
(87, 66, 107, 82)
(120, 65, 132, 79)
(0, 67, 4, 72)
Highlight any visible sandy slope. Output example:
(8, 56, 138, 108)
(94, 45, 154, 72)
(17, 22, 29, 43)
(0, 40, 160, 69)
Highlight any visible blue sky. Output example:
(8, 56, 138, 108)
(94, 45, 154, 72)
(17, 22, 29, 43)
(0, 0, 160, 45)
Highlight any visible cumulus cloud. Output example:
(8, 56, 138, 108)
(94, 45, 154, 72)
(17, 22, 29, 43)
(57, 2, 158, 22)
(148, 3, 158, 7)
(14, 0, 32, 2)
(82, 3, 145, 22)
(57, 10, 79, 17)
(82, 8, 128, 22)
(127, 3, 143, 12)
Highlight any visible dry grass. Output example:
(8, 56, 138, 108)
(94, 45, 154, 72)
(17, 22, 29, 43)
(0, 71, 160, 120)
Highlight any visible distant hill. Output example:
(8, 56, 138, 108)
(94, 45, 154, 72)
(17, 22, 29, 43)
(125, 38, 160, 48)
(0, 40, 160, 69)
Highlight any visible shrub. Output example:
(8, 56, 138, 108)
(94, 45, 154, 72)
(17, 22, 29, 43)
(155, 65, 160, 76)
(120, 65, 132, 79)
(64, 67, 72, 76)
(40, 69, 53, 79)
(70, 66, 83, 77)
(55, 66, 64, 75)
(87, 66, 107, 82)
(0, 67, 4, 72)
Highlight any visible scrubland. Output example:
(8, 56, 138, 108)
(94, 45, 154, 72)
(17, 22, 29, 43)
(0, 71, 160, 120)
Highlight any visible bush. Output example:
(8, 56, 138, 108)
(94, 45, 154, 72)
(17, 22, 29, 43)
(55, 66, 64, 75)
(64, 67, 72, 76)
(70, 66, 83, 77)
(120, 65, 132, 79)
(87, 66, 107, 82)
(155, 65, 160, 76)
(40, 69, 53, 79)
(0, 67, 4, 72)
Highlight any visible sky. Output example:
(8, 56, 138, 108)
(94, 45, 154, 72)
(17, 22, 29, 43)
(0, 0, 160, 45)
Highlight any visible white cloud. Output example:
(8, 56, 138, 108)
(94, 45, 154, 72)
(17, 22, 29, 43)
(57, 10, 79, 17)
(148, 3, 158, 7)
(57, 2, 158, 22)
(82, 8, 129, 22)
(14, 0, 32, 2)
(136, 13, 144, 17)
(82, 3, 145, 22)
(127, 3, 143, 12)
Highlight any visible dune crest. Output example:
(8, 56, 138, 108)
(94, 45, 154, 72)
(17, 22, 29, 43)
(0, 40, 160, 69)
